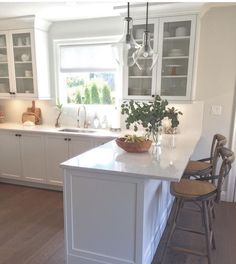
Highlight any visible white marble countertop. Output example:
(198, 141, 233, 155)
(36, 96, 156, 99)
(61, 132, 201, 181)
(0, 122, 118, 139)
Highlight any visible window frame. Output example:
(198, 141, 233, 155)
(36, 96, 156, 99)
(53, 36, 123, 106)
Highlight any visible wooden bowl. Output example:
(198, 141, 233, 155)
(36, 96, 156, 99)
(116, 138, 152, 153)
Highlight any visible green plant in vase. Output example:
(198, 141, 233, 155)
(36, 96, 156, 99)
(121, 95, 183, 145)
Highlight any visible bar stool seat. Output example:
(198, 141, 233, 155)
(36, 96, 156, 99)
(184, 160, 212, 176)
(171, 178, 216, 198)
(183, 134, 227, 179)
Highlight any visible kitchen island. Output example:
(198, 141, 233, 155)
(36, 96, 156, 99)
(61, 132, 200, 264)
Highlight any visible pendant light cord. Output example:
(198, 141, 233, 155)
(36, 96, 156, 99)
(145, 2, 149, 47)
(145, 2, 148, 32)
(127, 2, 130, 35)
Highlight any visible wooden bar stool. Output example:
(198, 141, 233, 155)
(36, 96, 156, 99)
(183, 134, 227, 179)
(160, 147, 234, 264)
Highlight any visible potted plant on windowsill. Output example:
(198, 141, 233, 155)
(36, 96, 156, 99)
(120, 95, 183, 147)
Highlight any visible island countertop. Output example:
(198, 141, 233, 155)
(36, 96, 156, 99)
(61, 132, 200, 181)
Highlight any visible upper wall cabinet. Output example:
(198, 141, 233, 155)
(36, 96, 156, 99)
(123, 15, 197, 101)
(0, 16, 51, 99)
(123, 18, 158, 100)
(156, 15, 196, 101)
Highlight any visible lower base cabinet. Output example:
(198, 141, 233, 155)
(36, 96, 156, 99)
(45, 135, 94, 185)
(0, 130, 113, 187)
(0, 132, 22, 179)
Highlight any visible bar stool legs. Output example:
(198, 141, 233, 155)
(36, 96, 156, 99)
(159, 199, 215, 264)
(203, 201, 213, 264)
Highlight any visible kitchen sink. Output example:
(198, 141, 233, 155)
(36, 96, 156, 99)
(58, 128, 96, 133)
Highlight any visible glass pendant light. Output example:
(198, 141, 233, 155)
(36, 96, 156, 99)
(132, 2, 158, 70)
(120, 2, 140, 50)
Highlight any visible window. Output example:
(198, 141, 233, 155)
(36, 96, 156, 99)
(56, 40, 121, 105)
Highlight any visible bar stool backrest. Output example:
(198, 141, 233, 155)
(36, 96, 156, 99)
(211, 134, 227, 176)
(215, 147, 235, 203)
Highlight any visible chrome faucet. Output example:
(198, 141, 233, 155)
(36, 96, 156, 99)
(77, 104, 87, 128)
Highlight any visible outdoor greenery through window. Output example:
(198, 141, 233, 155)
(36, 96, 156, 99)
(59, 43, 118, 105)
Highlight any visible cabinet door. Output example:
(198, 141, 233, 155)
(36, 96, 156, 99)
(0, 132, 22, 179)
(20, 133, 46, 183)
(157, 15, 196, 100)
(123, 19, 158, 100)
(10, 30, 35, 97)
(93, 137, 113, 148)
(68, 136, 94, 158)
(0, 31, 12, 96)
(45, 135, 69, 185)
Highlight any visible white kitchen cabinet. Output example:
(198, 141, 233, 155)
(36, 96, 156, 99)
(45, 135, 69, 185)
(156, 15, 196, 100)
(20, 133, 46, 183)
(0, 131, 21, 179)
(0, 131, 45, 182)
(0, 32, 13, 95)
(123, 15, 197, 101)
(0, 17, 51, 99)
(45, 135, 95, 186)
(123, 18, 158, 100)
(0, 128, 114, 187)
(68, 136, 94, 158)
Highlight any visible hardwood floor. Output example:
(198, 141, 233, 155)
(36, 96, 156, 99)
(153, 201, 236, 264)
(0, 183, 64, 264)
(0, 183, 235, 264)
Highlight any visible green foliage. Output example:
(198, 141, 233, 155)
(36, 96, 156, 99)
(121, 95, 183, 133)
(75, 90, 82, 104)
(67, 77, 84, 88)
(66, 76, 114, 105)
(84, 87, 91, 104)
(101, 84, 112, 104)
(90, 83, 100, 104)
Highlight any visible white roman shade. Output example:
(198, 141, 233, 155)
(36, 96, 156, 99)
(60, 44, 118, 72)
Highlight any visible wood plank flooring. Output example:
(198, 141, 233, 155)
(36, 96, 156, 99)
(0, 183, 236, 264)
(0, 183, 64, 264)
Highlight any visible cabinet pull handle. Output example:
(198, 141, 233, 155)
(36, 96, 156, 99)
(9, 92, 15, 95)
(15, 134, 21, 137)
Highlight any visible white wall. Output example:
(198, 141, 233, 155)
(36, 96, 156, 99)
(193, 5, 236, 158)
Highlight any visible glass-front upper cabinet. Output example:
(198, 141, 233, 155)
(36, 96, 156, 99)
(123, 19, 158, 99)
(12, 31, 34, 95)
(157, 15, 196, 100)
(0, 32, 11, 95)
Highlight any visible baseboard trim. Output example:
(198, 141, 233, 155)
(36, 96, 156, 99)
(0, 178, 63, 191)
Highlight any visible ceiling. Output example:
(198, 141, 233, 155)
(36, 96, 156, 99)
(0, 1, 227, 22)
(0, 1, 196, 22)
(0, 1, 130, 22)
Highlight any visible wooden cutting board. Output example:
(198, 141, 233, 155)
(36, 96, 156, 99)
(22, 100, 42, 125)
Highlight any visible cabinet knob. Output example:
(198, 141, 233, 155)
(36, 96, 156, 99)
(68, 138, 71, 141)
(64, 138, 68, 141)
(152, 94, 155, 98)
